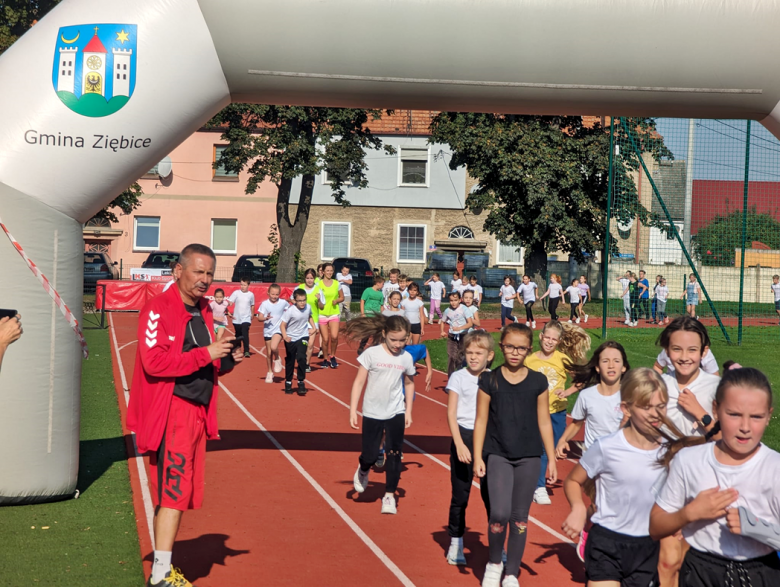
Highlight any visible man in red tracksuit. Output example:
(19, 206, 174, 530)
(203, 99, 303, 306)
(128, 243, 243, 587)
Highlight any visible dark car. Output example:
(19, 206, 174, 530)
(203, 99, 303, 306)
(332, 257, 377, 299)
(84, 252, 118, 292)
(141, 251, 180, 269)
(231, 255, 274, 283)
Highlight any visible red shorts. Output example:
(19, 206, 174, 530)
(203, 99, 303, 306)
(149, 395, 207, 511)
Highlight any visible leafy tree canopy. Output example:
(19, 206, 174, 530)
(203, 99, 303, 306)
(693, 206, 780, 266)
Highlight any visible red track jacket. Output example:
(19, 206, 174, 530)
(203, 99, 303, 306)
(127, 284, 224, 453)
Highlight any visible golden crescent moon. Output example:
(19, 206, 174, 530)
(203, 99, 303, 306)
(60, 32, 80, 44)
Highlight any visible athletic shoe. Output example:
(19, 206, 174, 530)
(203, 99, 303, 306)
(623, 320, 630, 325)
(532, 320, 536, 329)
(575, 317, 580, 324)
(512, 316, 518, 323)
(375, 451, 386, 468)
(305, 365, 312, 373)
(381, 494, 397, 514)
(501, 575, 519, 587)
(330, 357, 338, 369)
(284, 381, 293, 394)
(577, 529, 588, 562)
(446, 541, 466, 565)
(244, 351, 251, 358)
(147, 566, 196, 587)
(273, 357, 283, 373)
(481, 562, 503, 587)
(567, 319, 572, 323)
(265, 372, 274, 383)
(317, 349, 324, 359)
(584, 314, 588, 323)
(297, 381, 307, 396)
(321, 360, 330, 369)
(533, 487, 551, 505)
(353, 466, 369, 493)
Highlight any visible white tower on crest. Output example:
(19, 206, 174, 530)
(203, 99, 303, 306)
(112, 48, 133, 97)
(57, 47, 77, 94)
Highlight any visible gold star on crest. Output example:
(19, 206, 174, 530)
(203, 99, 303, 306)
(116, 29, 130, 44)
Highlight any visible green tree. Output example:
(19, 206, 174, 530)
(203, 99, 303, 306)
(88, 182, 144, 224)
(693, 207, 780, 266)
(207, 105, 393, 282)
(429, 114, 672, 283)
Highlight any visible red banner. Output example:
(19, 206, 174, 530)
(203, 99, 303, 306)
(95, 281, 297, 311)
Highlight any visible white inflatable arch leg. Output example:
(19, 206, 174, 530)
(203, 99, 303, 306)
(2, 0, 780, 502)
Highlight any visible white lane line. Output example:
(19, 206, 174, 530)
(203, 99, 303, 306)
(219, 380, 416, 587)
(118, 339, 137, 352)
(109, 314, 156, 551)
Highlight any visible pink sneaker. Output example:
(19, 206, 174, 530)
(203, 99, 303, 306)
(577, 530, 588, 562)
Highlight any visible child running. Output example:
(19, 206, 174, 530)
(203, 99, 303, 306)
(683, 273, 701, 319)
(562, 368, 676, 587)
(654, 276, 669, 325)
(772, 274, 780, 325)
(466, 275, 483, 306)
(651, 367, 780, 586)
(462, 289, 481, 331)
(499, 276, 517, 328)
(517, 275, 538, 329)
(382, 291, 404, 317)
(280, 289, 316, 395)
(565, 279, 582, 324)
(347, 315, 416, 515)
(337, 265, 353, 321)
(398, 275, 409, 300)
(445, 331, 494, 566)
(539, 274, 564, 321)
(525, 320, 590, 505)
(425, 273, 445, 324)
(401, 283, 426, 344)
(441, 291, 474, 376)
(382, 268, 401, 303)
(297, 269, 321, 373)
(450, 272, 463, 296)
(473, 323, 557, 587)
(256, 284, 288, 383)
(577, 275, 591, 323)
(358, 276, 385, 354)
(227, 278, 255, 358)
(208, 288, 230, 340)
(317, 263, 344, 369)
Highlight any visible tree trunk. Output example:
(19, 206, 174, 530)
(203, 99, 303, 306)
(275, 173, 315, 283)
(524, 243, 548, 293)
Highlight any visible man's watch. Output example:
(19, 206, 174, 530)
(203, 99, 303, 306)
(697, 414, 713, 428)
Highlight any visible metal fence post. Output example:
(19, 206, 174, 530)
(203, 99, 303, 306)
(99, 282, 107, 329)
(602, 118, 616, 340)
(738, 120, 751, 345)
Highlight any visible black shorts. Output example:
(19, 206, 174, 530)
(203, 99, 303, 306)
(585, 524, 659, 587)
(410, 322, 421, 335)
(680, 547, 780, 587)
(264, 333, 281, 341)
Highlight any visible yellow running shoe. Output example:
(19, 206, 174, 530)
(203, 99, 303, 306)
(147, 566, 196, 587)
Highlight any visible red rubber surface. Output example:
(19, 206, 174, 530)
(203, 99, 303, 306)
(109, 314, 587, 586)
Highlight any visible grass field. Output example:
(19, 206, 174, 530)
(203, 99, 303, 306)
(0, 328, 144, 586)
(424, 327, 780, 450)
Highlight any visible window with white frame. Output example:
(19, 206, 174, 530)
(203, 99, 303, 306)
(398, 224, 426, 263)
(134, 217, 160, 251)
(142, 163, 158, 178)
(213, 145, 239, 180)
(497, 241, 523, 264)
(211, 219, 237, 254)
(322, 169, 351, 185)
(399, 146, 429, 186)
(321, 222, 350, 259)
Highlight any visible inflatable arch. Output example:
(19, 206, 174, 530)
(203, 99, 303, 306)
(2, 0, 780, 502)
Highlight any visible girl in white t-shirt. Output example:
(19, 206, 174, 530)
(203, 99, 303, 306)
(516, 275, 538, 329)
(401, 283, 426, 344)
(445, 331, 495, 566)
(382, 291, 404, 318)
(499, 276, 517, 328)
(564, 279, 581, 323)
(538, 273, 564, 321)
(450, 272, 463, 296)
(256, 284, 289, 384)
(425, 273, 445, 324)
(651, 367, 780, 586)
(562, 368, 681, 587)
(346, 315, 417, 515)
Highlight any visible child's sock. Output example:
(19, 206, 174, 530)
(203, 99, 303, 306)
(151, 550, 172, 583)
(450, 536, 463, 549)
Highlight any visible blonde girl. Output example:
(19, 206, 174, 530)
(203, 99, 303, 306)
(297, 268, 321, 371)
(317, 262, 344, 369)
(538, 273, 564, 321)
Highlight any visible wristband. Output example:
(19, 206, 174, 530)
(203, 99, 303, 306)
(697, 414, 713, 428)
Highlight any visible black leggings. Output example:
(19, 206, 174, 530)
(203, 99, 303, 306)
(235, 322, 251, 354)
(570, 303, 578, 321)
(524, 301, 534, 322)
(359, 413, 405, 493)
(487, 454, 541, 578)
(548, 297, 560, 321)
(284, 337, 308, 382)
(630, 296, 639, 322)
(448, 426, 491, 537)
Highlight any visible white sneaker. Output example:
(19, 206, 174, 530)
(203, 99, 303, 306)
(567, 319, 572, 323)
(623, 320, 630, 325)
(533, 487, 551, 505)
(353, 466, 369, 493)
(575, 317, 580, 324)
(273, 357, 282, 373)
(381, 494, 397, 514)
(501, 575, 520, 587)
(447, 540, 466, 565)
(482, 562, 504, 587)
(532, 320, 536, 329)
(265, 372, 273, 383)
(584, 314, 589, 323)
(512, 316, 518, 323)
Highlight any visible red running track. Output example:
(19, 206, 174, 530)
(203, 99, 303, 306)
(108, 313, 586, 586)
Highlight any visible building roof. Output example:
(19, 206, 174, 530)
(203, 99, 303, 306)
(83, 32, 108, 54)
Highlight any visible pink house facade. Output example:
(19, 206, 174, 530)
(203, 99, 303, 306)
(85, 129, 277, 280)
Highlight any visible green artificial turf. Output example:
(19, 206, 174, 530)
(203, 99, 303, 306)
(424, 327, 780, 450)
(0, 328, 144, 586)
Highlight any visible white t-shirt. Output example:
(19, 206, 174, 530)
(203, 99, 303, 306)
(570, 385, 624, 450)
(446, 368, 481, 429)
(518, 282, 538, 304)
(357, 344, 416, 420)
(499, 284, 516, 308)
(462, 304, 478, 330)
(450, 278, 463, 294)
(429, 280, 445, 300)
(468, 283, 483, 302)
(258, 299, 289, 336)
(443, 305, 470, 334)
(581, 429, 664, 537)
(400, 288, 410, 300)
(381, 307, 404, 318)
(228, 290, 255, 324)
(657, 349, 718, 377)
(619, 277, 630, 300)
(281, 304, 311, 341)
(337, 273, 352, 298)
(656, 443, 780, 559)
(565, 285, 581, 303)
(401, 298, 424, 324)
(661, 370, 719, 436)
(548, 282, 563, 299)
(382, 281, 399, 303)
(656, 285, 669, 302)
(772, 282, 780, 302)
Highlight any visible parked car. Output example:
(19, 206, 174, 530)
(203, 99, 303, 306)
(332, 257, 378, 300)
(84, 252, 118, 292)
(231, 255, 274, 283)
(141, 251, 180, 269)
